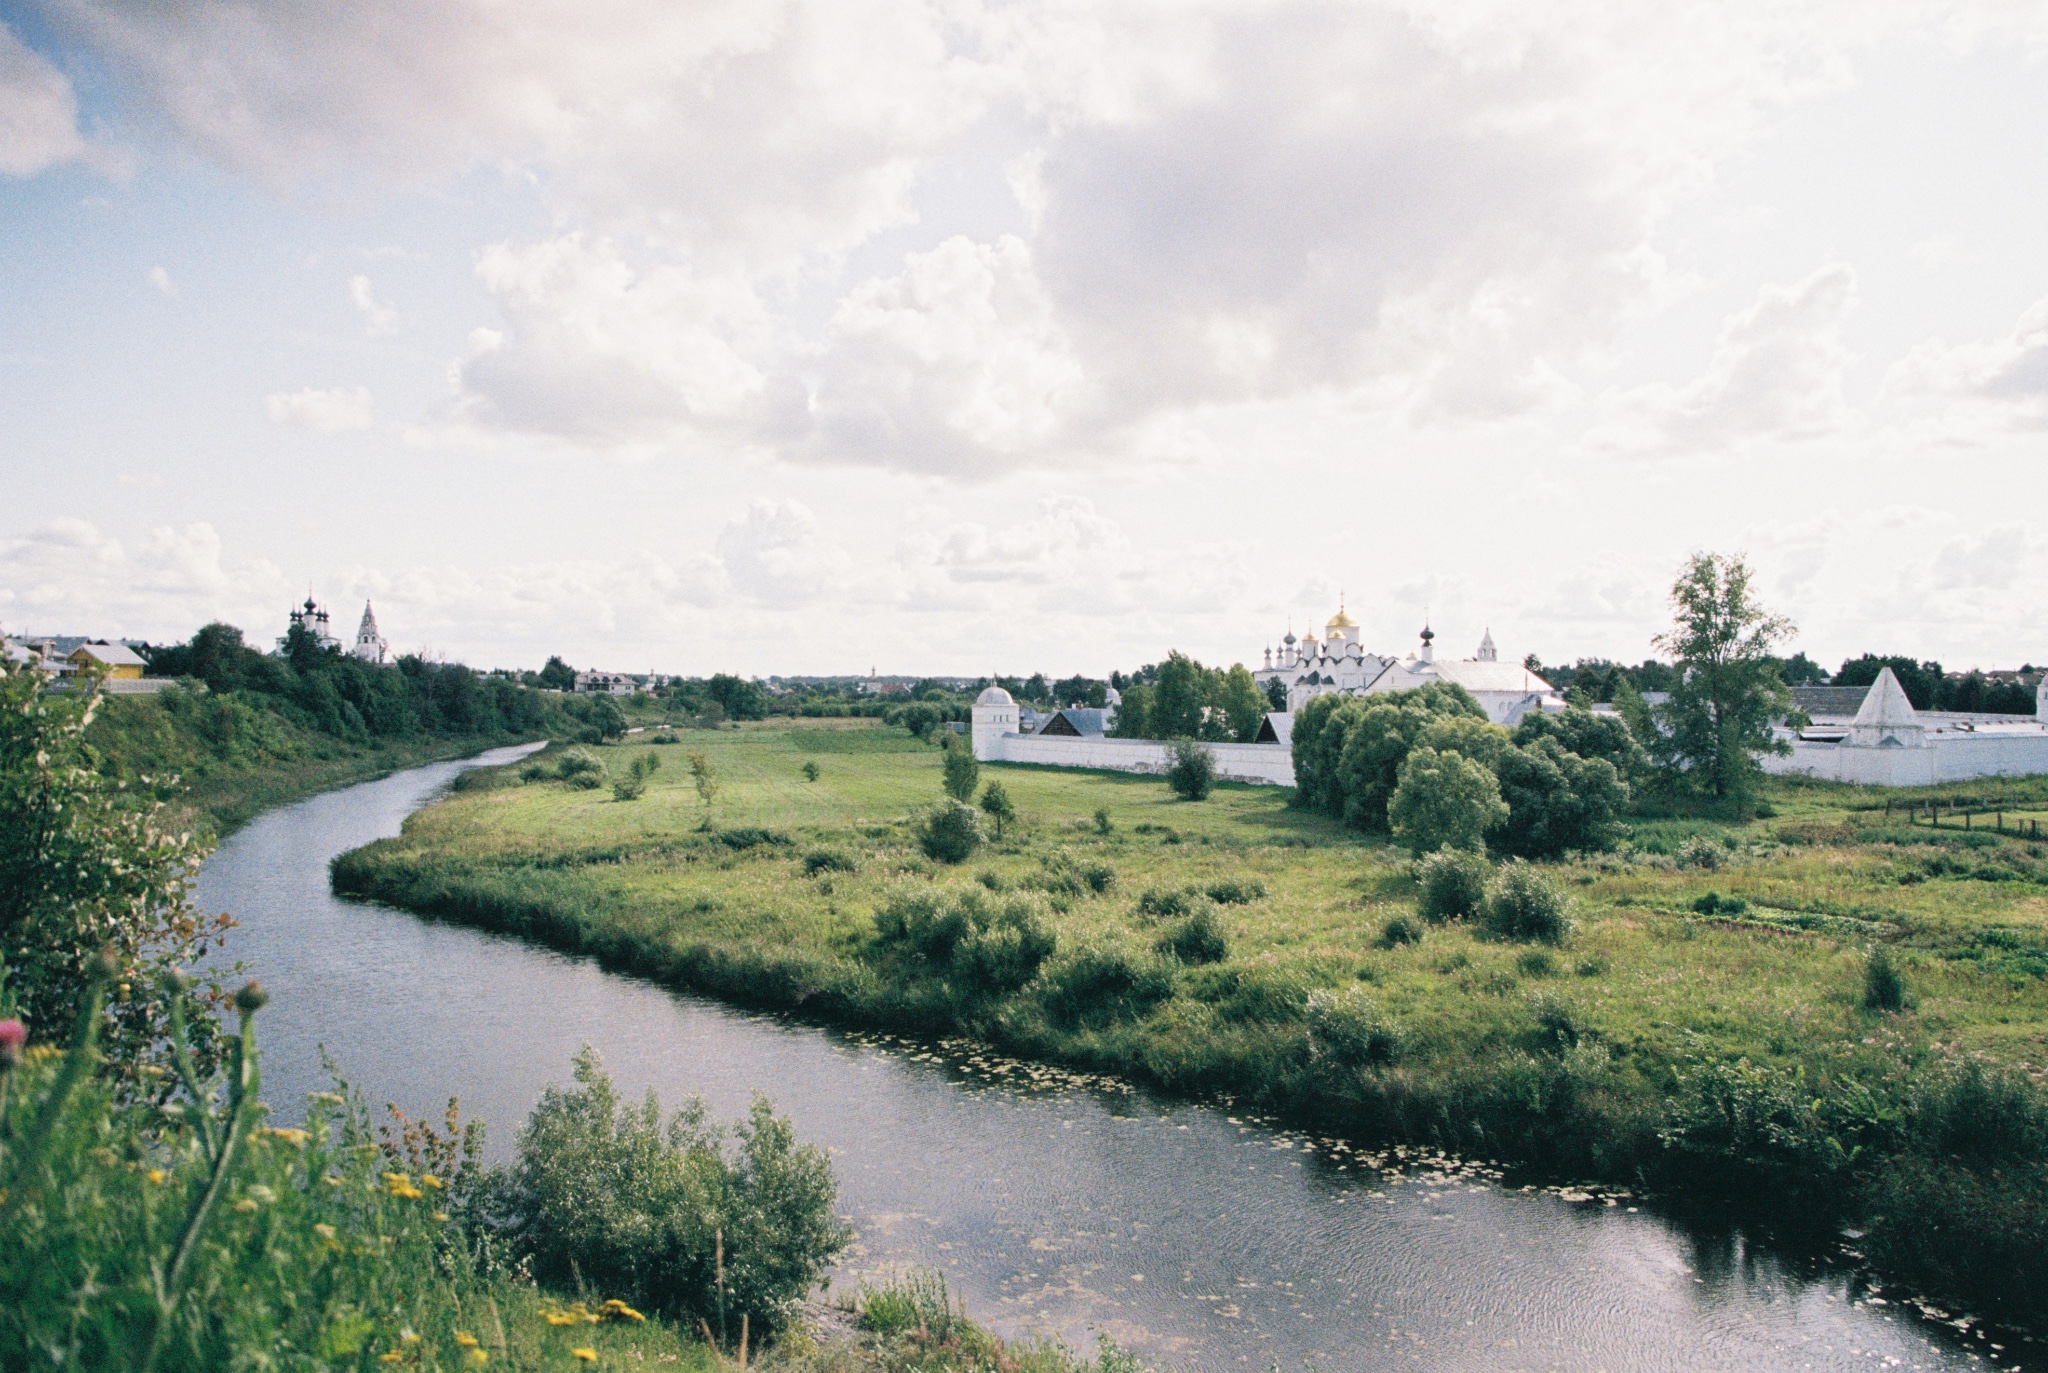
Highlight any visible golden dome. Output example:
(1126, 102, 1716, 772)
(1326, 606, 1357, 632)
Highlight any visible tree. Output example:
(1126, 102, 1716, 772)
(705, 674, 768, 721)
(919, 802, 982, 863)
(1111, 684, 1155, 739)
(1166, 738, 1217, 800)
(537, 655, 577, 691)
(1151, 651, 1210, 739)
(1387, 747, 1507, 854)
(1216, 663, 1269, 742)
(1051, 675, 1107, 708)
(941, 737, 980, 802)
(1264, 676, 1287, 712)
(1652, 552, 1794, 811)
(687, 750, 720, 826)
(1490, 736, 1629, 858)
(1330, 684, 1487, 831)
(978, 779, 1016, 838)
(1513, 706, 1649, 785)
(0, 665, 231, 1098)
(1022, 673, 1050, 704)
(1834, 654, 1941, 711)
(586, 694, 628, 741)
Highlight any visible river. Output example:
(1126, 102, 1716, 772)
(193, 746, 1997, 1372)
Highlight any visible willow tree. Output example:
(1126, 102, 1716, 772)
(1651, 552, 1794, 813)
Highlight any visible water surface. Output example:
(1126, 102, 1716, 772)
(195, 749, 1999, 1372)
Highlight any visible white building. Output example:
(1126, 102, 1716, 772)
(971, 686, 1296, 786)
(574, 670, 638, 695)
(276, 595, 343, 656)
(1764, 666, 2048, 785)
(352, 602, 389, 664)
(1259, 606, 1563, 725)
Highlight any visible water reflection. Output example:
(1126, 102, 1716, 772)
(192, 748, 1993, 1372)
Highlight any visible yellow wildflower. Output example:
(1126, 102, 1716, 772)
(431, 1211, 451, 1223)
(401, 1329, 421, 1345)
(323, 1173, 344, 1187)
(454, 1332, 479, 1347)
(542, 1311, 581, 1327)
(571, 1349, 597, 1363)
(378, 1354, 403, 1365)
(232, 1199, 259, 1213)
(598, 1300, 646, 1323)
(466, 1350, 488, 1366)
(260, 1127, 311, 1147)
(382, 1172, 425, 1200)
(145, 1168, 168, 1185)
(419, 1173, 444, 1190)
(314, 1224, 337, 1242)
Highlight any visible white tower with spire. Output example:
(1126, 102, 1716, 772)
(352, 602, 389, 664)
(1476, 628, 1497, 662)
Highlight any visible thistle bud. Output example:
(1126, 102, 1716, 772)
(91, 946, 122, 981)
(162, 968, 196, 996)
(0, 1018, 25, 1070)
(233, 981, 269, 1014)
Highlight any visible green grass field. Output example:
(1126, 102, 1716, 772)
(333, 719, 2048, 1325)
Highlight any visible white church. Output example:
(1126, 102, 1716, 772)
(275, 596, 389, 664)
(1257, 603, 1563, 725)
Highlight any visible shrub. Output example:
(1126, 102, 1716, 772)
(1489, 737, 1628, 858)
(503, 1049, 848, 1336)
(1415, 847, 1492, 922)
(803, 848, 857, 876)
(801, 760, 820, 781)
(919, 802, 983, 864)
(1517, 948, 1556, 977)
(1864, 946, 1907, 1012)
(1388, 747, 1507, 854)
(1676, 836, 1724, 870)
(1037, 942, 1174, 1027)
(1379, 916, 1422, 948)
(555, 747, 604, 782)
(1692, 891, 1748, 916)
(1306, 987, 1400, 1068)
(1135, 887, 1195, 920)
(1204, 878, 1266, 905)
(1529, 993, 1583, 1050)
(1157, 906, 1229, 964)
(978, 779, 1017, 838)
(567, 770, 604, 790)
(611, 774, 646, 801)
(715, 828, 790, 851)
(1093, 807, 1113, 835)
(652, 732, 680, 744)
(1481, 862, 1573, 944)
(519, 762, 549, 782)
(1166, 739, 1217, 800)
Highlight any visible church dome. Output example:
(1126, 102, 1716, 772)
(975, 686, 1015, 707)
(1326, 607, 1357, 631)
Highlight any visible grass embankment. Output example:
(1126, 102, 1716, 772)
(84, 686, 548, 837)
(332, 721, 2048, 1326)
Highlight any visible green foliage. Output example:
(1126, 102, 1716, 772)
(1149, 652, 1209, 739)
(1489, 737, 1629, 857)
(1216, 664, 1269, 743)
(715, 828, 790, 851)
(1165, 739, 1216, 800)
(1388, 746, 1507, 854)
(919, 802, 983, 864)
(1651, 552, 1795, 809)
(1481, 862, 1572, 944)
(1415, 847, 1492, 923)
(941, 740, 980, 803)
(612, 773, 647, 800)
(1675, 835, 1725, 869)
(0, 666, 228, 1096)
(1036, 941, 1174, 1028)
(804, 849, 857, 876)
(1203, 878, 1265, 905)
(1864, 946, 1907, 1012)
(1092, 806, 1112, 835)
(1109, 684, 1154, 739)
(502, 1047, 848, 1336)
(1379, 915, 1422, 948)
(1157, 906, 1229, 964)
(1306, 987, 1400, 1068)
(873, 888, 1057, 995)
(1134, 887, 1195, 919)
(802, 760, 821, 782)
(1513, 707, 1649, 784)
(538, 654, 577, 691)
(689, 750, 721, 820)
(705, 674, 769, 721)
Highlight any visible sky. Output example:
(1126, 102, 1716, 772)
(3, 0, 2047, 680)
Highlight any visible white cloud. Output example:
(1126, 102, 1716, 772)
(148, 265, 177, 296)
(1882, 294, 2048, 437)
(1589, 264, 1859, 453)
(0, 22, 89, 177)
(349, 274, 398, 335)
(1931, 525, 2032, 592)
(266, 385, 374, 432)
(0, 518, 288, 641)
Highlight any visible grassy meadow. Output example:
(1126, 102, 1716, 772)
(332, 719, 2048, 1325)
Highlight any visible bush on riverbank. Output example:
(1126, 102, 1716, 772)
(327, 720, 2048, 1330)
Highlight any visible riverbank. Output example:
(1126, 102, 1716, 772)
(330, 720, 2048, 1329)
(83, 684, 552, 837)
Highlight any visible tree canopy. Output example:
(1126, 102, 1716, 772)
(1651, 552, 1794, 810)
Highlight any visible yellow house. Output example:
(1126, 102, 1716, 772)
(69, 642, 147, 679)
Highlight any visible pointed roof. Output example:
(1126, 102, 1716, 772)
(1853, 667, 1920, 727)
(358, 600, 379, 633)
(1476, 628, 1497, 662)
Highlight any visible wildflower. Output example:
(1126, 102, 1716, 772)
(542, 1311, 581, 1327)
(454, 1332, 479, 1347)
(378, 1354, 403, 1365)
(466, 1350, 488, 1366)
(233, 1199, 259, 1213)
(323, 1173, 345, 1187)
(400, 1329, 420, 1345)
(310, 1091, 346, 1106)
(382, 1172, 425, 1200)
(260, 1127, 311, 1147)
(247, 1185, 276, 1204)
(314, 1224, 337, 1242)
(233, 980, 269, 1014)
(0, 1018, 25, 1070)
(598, 1300, 646, 1323)
(419, 1173, 444, 1190)
(145, 1168, 168, 1185)
(571, 1349, 598, 1363)
(431, 1210, 451, 1223)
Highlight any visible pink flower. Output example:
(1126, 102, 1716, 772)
(0, 1018, 26, 1070)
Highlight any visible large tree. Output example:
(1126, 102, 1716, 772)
(1216, 664, 1270, 742)
(1651, 552, 1794, 811)
(1150, 651, 1211, 739)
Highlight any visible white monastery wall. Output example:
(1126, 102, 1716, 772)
(981, 733, 1296, 786)
(1764, 733, 2048, 787)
